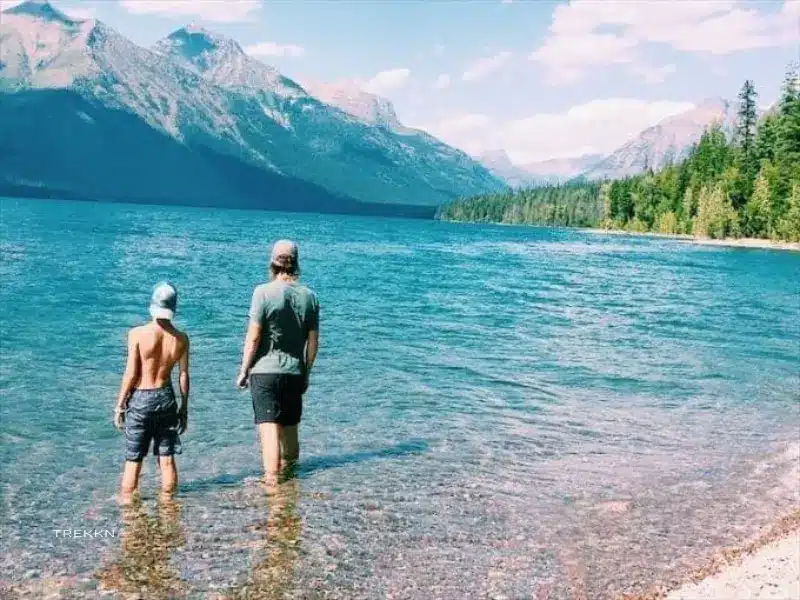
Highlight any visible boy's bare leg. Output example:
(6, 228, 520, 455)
(159, 456, 178, 497)
(257, 423, 281, 486)
(120, 461, 143, 504)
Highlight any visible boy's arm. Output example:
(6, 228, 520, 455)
(178, 336, 190, 434)
(114, 330, 140, 429)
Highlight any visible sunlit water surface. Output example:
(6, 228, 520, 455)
(1, 197, 798, 599)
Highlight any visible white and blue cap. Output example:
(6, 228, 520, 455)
(149, 281, 178, 320)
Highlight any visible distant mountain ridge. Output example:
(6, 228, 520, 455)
(580, 98, 740, 181)
(0, 1, 505, 212)
(477, 150, 538, 188)
(479, 98, 742, 187)
(478, 150, 604, 187)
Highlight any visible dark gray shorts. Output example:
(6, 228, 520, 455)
(250, 373, 304, 426)
(124, 385, 182, 462)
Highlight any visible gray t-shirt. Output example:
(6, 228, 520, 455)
(248, 280, 319, 375)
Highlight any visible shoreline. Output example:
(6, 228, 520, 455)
(438, 218, 800, 252)
(582, 228, 800, 252)
(627, 509, 800, 600)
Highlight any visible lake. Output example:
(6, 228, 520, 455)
(1, 197, 798, 599)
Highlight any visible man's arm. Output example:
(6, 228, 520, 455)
(114, 330, 140, 430)
(303, 329, 319, 392)
(304, 294, 320, 392)
(237, 322, 262, 388)
(178, 336, 190, 434)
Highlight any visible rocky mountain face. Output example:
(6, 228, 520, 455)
(0, 1, 505, 212)
(482, 99, 741, 187)
(305, 82, 402, 130)
(520, 154, 604, 185)
(580, 98, 739, 181)
(477, 150, 540, 189)
(477, 150, 605, 188)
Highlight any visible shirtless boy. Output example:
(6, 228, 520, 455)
(114, 282, 190, 503)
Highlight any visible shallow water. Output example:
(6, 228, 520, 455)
(0, 197, 798, 599)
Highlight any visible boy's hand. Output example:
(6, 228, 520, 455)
(114, 407, 125, 431)
(178, 407, 188, 435)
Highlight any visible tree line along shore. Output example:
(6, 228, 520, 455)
(437, 65, 800, 245)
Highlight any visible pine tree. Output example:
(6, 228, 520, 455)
(776, 64, 800, 185)
(657, 211, 679, 234)
(743, 167, 773, 238)
(777, 182, 800, 242)
(755, 115, 778, 163)
(735, 79, 759, 204)
(694, 184, 738, 239)
(599, 182, 613, 227)
(681, 187, 696, 233)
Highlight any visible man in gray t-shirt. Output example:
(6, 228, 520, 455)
(237, 240, 320, 486)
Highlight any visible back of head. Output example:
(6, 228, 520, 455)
(270, 239, 300, 278)
(149, 281, 178, 320)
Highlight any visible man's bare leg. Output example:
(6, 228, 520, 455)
(281, 425, 299, 476)
(120, 461, 143, 504)
(257, 423, 281, 487)
(159, 456, 178, 498)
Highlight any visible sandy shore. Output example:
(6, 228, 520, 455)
(584, 228, 800, 252)
(625, 509, 800, 600)
(666, 532, 800, 600)
(687, 237, 800, 252)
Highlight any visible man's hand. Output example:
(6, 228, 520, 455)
(178, 407, 188, 435)
(114, 407, 125, 431)
(236, 369, 249, 389)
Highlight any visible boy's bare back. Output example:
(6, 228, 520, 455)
(130, 322, 189, 390)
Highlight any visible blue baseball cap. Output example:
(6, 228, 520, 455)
(149, 281, 177, 320)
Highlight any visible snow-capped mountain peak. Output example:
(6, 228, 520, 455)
(0, 1, 99, 90)
(3, 0, 78, 24)
(1, 5, 504, 208)
(158, 25, 245, 71)
(154, 26, 306, 98)
(306, 81, 402, 130)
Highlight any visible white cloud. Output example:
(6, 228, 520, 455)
(434, 74, 451, 90)
(462, 51, 513, 82)
(632, 63, 677, 84)
(530, 33, 635, 85)
(245, 41, 304, 58)
(531, 0, 798, 85)
(118, 0, 261, 23)
(64, 4, 98, 19)
(413, 98, 694, 164)
(362, 68, 411, 95)
(0, 0, 23, 10)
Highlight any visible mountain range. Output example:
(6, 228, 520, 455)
(0, 0, 505, 216)
(478, 150, 605, 188)
(478, 98, 742, 187)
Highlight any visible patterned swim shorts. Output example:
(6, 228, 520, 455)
(124, 385, 182, 462)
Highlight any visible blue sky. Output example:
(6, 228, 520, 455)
(4, 0, 799, 164)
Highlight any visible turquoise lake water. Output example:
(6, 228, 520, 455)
(0, 197, 798, 599)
